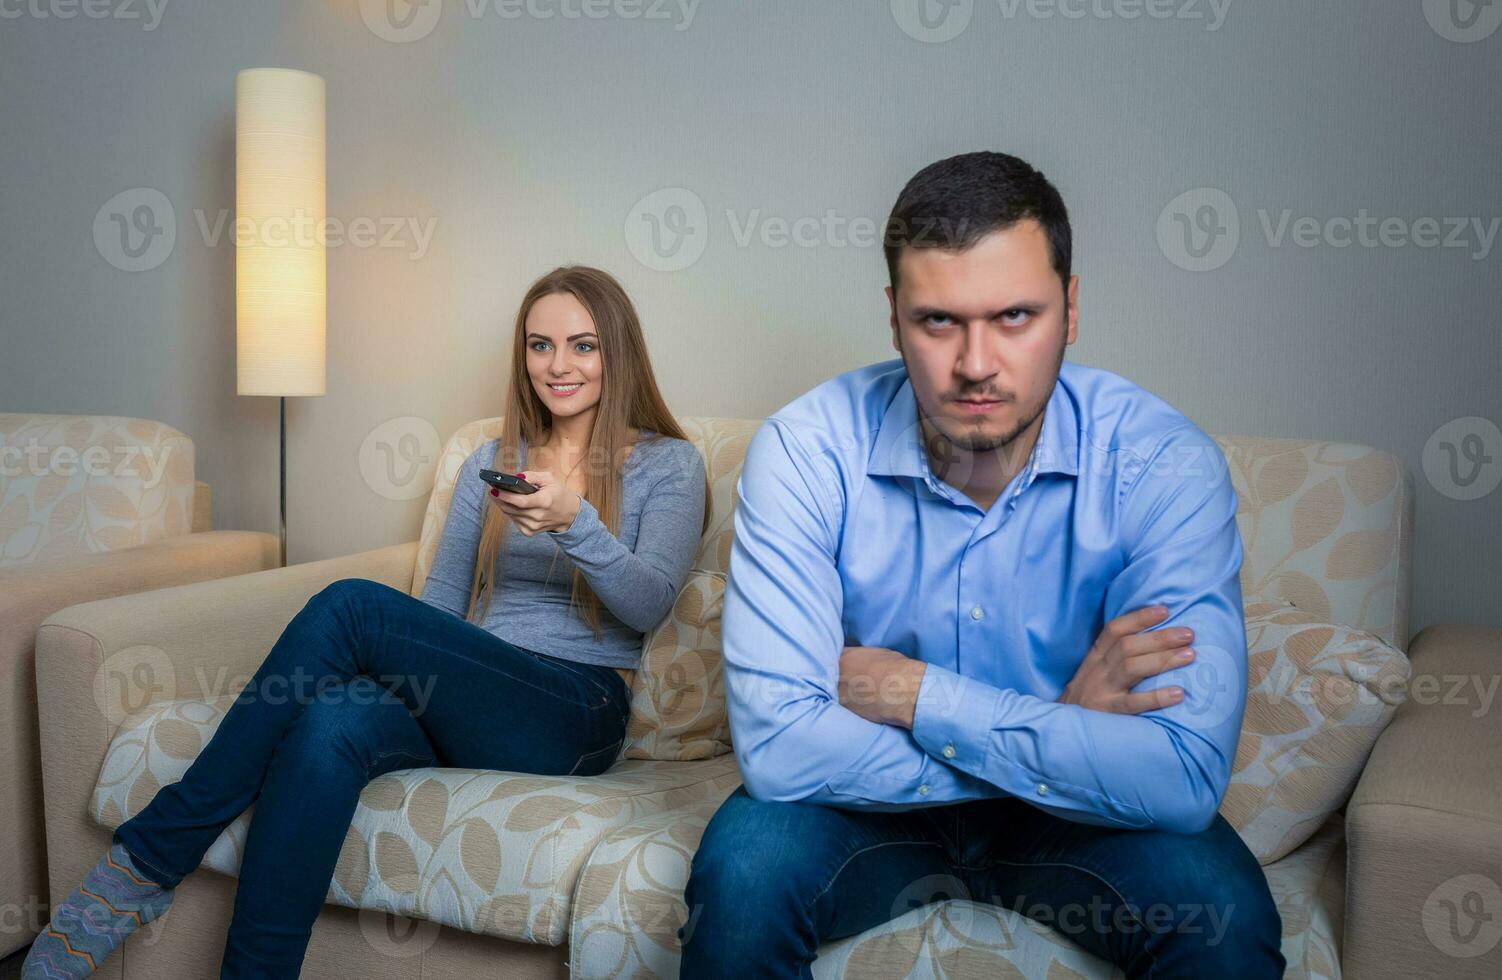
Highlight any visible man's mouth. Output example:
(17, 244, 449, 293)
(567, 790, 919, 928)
(954, 396, 1004, 414)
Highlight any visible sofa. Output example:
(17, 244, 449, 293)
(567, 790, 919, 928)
(1, 413, 279, 958)
(33, 414, 1502, 978)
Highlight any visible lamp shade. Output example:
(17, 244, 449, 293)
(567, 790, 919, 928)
(235, 68, 326, 397)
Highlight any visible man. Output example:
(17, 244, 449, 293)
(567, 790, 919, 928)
(677, 152, 1282, 979)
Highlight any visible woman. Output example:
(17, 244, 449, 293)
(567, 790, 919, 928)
(26, 266, 710, 979)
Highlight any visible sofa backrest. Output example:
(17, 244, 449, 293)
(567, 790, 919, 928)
(410, 418, 1414, 650)
(0, 414, 198, 569)
(1216, 435, 1413, 649)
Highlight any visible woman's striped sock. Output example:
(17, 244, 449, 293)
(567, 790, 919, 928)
(22, 843, 175, 979)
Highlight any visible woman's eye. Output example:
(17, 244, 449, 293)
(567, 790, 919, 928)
(530, 342, 550, 352)
(575, 342, 595, 353)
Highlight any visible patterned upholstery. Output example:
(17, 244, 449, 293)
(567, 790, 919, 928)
(0, 414, 197, 568)
(86, 414, 1413, 974)
(1221, 598, 1410, 864)
(90, 695, 744, 946)
(1220, 436, 1413, 649)
(625, 569, 731, 761)
(570, 805, 1347, 980)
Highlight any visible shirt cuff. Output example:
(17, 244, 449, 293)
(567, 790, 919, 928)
(548, 493, 600, 546)
(910, 660, 1001, 776)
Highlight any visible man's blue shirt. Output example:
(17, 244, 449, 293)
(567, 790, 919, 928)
(722, 357, 1247, 833)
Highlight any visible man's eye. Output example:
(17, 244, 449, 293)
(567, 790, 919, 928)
(1001, 309, 1030, 325)
(924, 314, 954, 327)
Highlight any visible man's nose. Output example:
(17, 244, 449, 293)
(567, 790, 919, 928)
(957, 323, 997, 379)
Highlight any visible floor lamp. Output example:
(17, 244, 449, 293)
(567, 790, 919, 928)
(234, 68, 327, 568)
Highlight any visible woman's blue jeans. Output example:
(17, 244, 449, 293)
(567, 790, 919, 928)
(113, 577, 632, 979)
(678, 785, 1285, 979)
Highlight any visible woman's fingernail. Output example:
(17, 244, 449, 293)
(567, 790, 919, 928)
(490, 488, 500, 497)
(1169, 688, 1184, 701)
(1175, 649, 1195, 662)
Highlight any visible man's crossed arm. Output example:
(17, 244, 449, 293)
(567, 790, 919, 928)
(721, 420, 1248, 834)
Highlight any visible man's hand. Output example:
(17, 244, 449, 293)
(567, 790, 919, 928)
(838, 646, 927, 729)
(1059, 605, 1195, 714)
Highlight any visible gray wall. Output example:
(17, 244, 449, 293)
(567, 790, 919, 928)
(2, 0, 1498, 635)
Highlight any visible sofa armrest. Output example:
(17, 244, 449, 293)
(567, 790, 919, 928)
(0, 529, 277, 951)
(0, 531, 278, 662)
(192, 480, 212, 532)
(34, 540, 419, 907)
(1344, 625, 1502, 979)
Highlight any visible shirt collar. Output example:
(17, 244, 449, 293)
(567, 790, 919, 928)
(869, 368, 1080, 484)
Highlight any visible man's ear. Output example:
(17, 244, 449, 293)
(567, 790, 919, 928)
(1065, 275, 1080, 346)
(885, 285, 900, 353)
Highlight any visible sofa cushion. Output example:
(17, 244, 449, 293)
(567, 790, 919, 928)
(624, 569, 731, 761)
(1219, 599, 1410, 864)
(0, 414, 197, 568)
(90, 695, 744, 945)
(1216, 436, 1412, 650)
(569, 800, 1348, 980)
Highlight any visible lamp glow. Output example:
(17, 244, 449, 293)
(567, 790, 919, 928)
(235, 68, 326, 397)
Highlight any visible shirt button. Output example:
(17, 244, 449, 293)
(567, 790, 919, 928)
(917, 784, 930, 796)
(942, 743, 956, 758)
(1036, 783, 1049, 796)
(970, 606, 984, 620)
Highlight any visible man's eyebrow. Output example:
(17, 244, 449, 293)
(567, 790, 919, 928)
(907, 303, 1047, 320)
(527, 332, 600, 341)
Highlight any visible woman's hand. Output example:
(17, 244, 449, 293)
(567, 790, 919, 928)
(487, 470, 582, 536)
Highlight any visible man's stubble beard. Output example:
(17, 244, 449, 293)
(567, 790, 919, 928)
(897, 318, 1068, 462)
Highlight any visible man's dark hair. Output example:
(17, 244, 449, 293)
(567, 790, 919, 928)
(883, 151, 1072, 295)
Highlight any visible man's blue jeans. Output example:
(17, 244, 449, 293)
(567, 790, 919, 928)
(679, 785, 1284, 979)
(114, 577, 632, 979)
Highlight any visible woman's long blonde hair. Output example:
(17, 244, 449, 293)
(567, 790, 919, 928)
(464, 266, 711, 640)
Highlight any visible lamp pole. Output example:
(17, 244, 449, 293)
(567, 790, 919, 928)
(279, 395, 287, 568)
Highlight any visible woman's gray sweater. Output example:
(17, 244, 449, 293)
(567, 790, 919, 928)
(418, 431, 707, 668)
